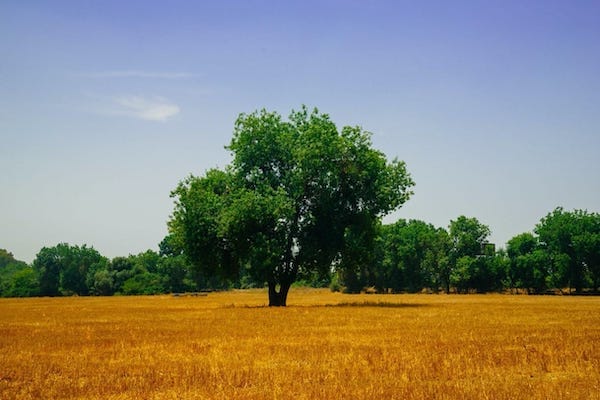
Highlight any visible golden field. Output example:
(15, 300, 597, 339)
(0, 289, 599, 399)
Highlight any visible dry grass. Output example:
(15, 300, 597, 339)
(1, 289, 599, 399)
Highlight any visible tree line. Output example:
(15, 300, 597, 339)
(0, 234, 248, 298)
(1, 107, 598, 299)
(2, 210, 598, 298)
(334, 208, 600, 295)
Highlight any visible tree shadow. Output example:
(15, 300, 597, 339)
(222, 301, 427, 309)
(321, 301, 427, 309)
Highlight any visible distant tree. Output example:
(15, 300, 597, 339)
(61, 245, 106, 295)
(89, 268, 115, 296)
(507, 233, 538, 260)
(573, 231, 600, 291)
(489, 248, 511, 291)
(373, 220, 448, 293)
(572, 211, 600, 291)
(447, 216, 491, 292)
(169, 107, 414, 305)
(132, 250, 161, 274)
(0, 249, 37, 297)
(423, 229, 451, 293)
(32, 244, 106, 296)
(5, 268, 39, 297)
(109, 249, 195, 295)
(108, 256, 137, 294)
(0, 249, 18, 269)
(506, 233, 548, 293)
(535, 208, 599, 293)
(85, 257, 111, 295)
(157, 251, 193, 293)
(450, 256, 475, 293)
(121, 272, 165, 295)
(32, 246, 63, 296)
(449, 216, 491, 260)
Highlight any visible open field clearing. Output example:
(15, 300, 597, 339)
(1, 289, 599, 399)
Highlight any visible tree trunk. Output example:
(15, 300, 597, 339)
(268, 281, 291, 307)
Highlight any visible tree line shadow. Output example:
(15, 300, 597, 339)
(322, 301, 427, 308)
(223, 301, 428, 309)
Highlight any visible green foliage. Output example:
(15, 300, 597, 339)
(158, 234, 184, 258)
(446, 216, 492, 293)
(370, 220, 449, 293)
(329, 272, 342, 292)
(0, 251, 39, 298)
(32, 246, 61, 296)
(5, 268, 39, 297)
(488, 250, 511, 291)
(85, 258, 110, 295)
(535, 207, 600, 292)
(133, 250, 162, 274)
(335, 217, 379, 293)
(169, 106, 414, 305)
(121, 272, 165, 295)
(0, 249, 20, 269)
(506, 233, 548, 293)
(293, 269, 331, 288)
(109, 256, 137, 293)
(4, 205, 600, 297)
(109, 250, 192, 295)
(368, 216, 502, 294)
(574, 231, 600, 290)
(449, 216, 491, 260)
(450, 256, 475, 293)
(0, 249, 35, 297)
(157, 255, 192, 293)
(32, 243, 106, 296)
(89, 269, 115, 296)
(449, 254, 503, 294)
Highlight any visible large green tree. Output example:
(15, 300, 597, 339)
(169, 107, 414, 306)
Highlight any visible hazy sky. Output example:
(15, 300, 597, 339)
(2, 1, 599, 263)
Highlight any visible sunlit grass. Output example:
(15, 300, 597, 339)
(1, 289, 599, 399)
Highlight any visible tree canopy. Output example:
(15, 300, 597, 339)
(32, 243, 107, 296)
(535, 208, 600, 293)
(0, 249, 37, 297)
(169, 106, 414, 305)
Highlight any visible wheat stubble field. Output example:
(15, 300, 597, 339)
(0, 289, 598, 399)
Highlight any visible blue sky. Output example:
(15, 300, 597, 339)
(1, 1, 599, 262)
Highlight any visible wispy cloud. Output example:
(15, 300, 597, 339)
(81, 70, 198, 79)
(113, 96, 180, 122)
